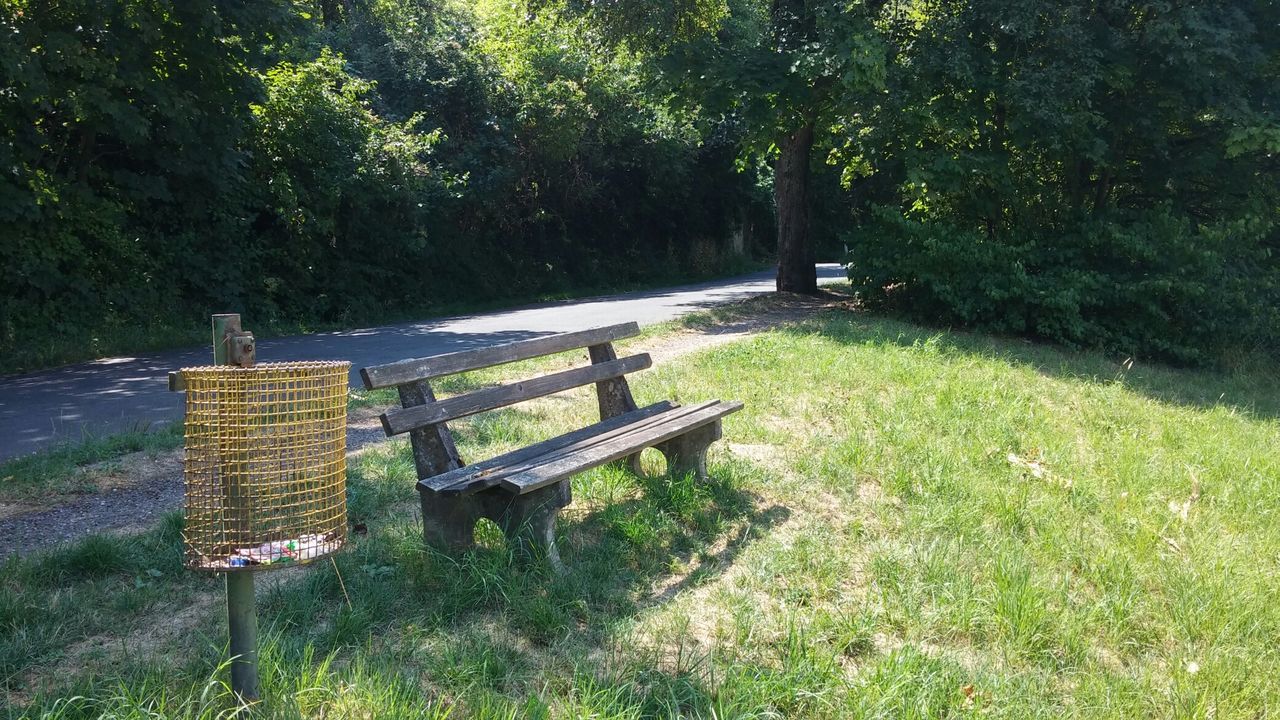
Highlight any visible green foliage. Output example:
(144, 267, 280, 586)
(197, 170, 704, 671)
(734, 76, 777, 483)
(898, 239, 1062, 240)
(0, 0, 765, 370)
(666, 0, 886, 143)
(3, 0, 1276, 367)
(245, 49, 451, 322)
(0, 0, 296, 365)
(550, 0, 887, 140)
(852, 206, 1279, 363)
(440, 0, 764, 293)
(842, 0, 1280, 362)
(546, 0, 888, 290)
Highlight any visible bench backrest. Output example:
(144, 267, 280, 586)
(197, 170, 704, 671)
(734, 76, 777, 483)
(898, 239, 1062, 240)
(360, 323, 640, 390)
(360, 322, 646, 478)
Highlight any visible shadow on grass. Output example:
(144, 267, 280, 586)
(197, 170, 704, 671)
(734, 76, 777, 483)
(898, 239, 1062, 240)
(779, 306, 1280, 420)
(0, 406, 789, 707)
(300, 468, 780, 631)
(5, 452, 787, 712)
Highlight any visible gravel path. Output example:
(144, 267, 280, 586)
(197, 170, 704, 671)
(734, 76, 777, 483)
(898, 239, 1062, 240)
(0, 418, 395, 558)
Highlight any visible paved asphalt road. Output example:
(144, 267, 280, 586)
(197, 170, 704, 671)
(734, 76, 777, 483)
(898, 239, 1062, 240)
(0, 264, 845, 461)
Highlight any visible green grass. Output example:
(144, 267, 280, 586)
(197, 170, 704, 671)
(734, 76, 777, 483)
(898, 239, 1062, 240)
(4, 307, 1280, 718)
(0, 423, 184, 504)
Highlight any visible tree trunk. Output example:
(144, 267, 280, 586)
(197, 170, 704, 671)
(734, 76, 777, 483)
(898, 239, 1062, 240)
(774, 121, 818, 294)
(1092, 165, 1113, 217)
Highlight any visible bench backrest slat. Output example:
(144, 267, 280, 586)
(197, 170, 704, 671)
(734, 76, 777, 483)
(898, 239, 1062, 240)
(361, 322, 640, 390)
(381, 353, 651, 435)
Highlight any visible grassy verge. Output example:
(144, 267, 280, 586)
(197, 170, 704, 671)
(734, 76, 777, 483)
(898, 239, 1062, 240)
(5, 306, 1279, 718)
(0, 424, 184, 505)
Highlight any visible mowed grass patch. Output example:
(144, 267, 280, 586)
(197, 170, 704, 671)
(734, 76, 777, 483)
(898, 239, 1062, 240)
(4, 307, 1279, 718)
(631, 312, 1280, 716)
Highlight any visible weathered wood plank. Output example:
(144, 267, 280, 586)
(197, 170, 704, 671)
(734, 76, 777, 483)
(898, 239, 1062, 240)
(381, 354, 652, 436)
(450, 401, 721, 493)
(588, 342, 638, 420)
(421, 401, 680, 495)
(430, 397, 721, 491)
(399, 380, 464, 478)
(499, 400, 743, 494)
(361, 322, 640, 390)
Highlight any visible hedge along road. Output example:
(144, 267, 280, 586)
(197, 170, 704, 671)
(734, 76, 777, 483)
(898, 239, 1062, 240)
(0, 265, 846, 462)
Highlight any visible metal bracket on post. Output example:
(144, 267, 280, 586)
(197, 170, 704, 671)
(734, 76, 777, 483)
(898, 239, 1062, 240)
(214, 314, 257, 369)
(211, 313, 261, 704)
(228, 331, 256, 368)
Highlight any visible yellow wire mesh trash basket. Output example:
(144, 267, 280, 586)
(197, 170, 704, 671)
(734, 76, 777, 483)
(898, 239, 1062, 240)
(179, 361, 350, 572)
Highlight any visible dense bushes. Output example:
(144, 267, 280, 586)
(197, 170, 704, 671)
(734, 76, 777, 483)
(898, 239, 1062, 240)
(0, 0, 767, 370)
(3, 0, 1276, 369)
(844, 1, 1279, 363)
(852, 208, 1279, 363)
(0, 0, 289, 362)
(245, 50, 453, 322)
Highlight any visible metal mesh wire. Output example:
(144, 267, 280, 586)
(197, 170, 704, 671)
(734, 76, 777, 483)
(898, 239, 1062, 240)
(181, 361, 349, 572)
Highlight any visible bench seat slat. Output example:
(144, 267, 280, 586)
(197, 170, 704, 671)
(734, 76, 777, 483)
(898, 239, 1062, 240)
(497, 400, 743, 495)
(434, 401, 723, 496)
(420, 401, 676, 494)
(381, 353, 652, 436)
(361, 322, 640, 389)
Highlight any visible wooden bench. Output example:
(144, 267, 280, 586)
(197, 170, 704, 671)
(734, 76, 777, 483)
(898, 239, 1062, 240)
(359, 322, 742, 567)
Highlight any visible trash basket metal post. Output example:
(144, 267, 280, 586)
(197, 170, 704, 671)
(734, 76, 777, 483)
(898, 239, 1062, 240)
(171, 314, 349, 704)
(213, 314, 259, 702)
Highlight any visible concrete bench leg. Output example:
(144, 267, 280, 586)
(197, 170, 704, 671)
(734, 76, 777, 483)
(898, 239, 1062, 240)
(418, 488, 487, 551)
(489, 480, 571, 572)
(623, 452, 644, 475)
(658, 420, 722, 481)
